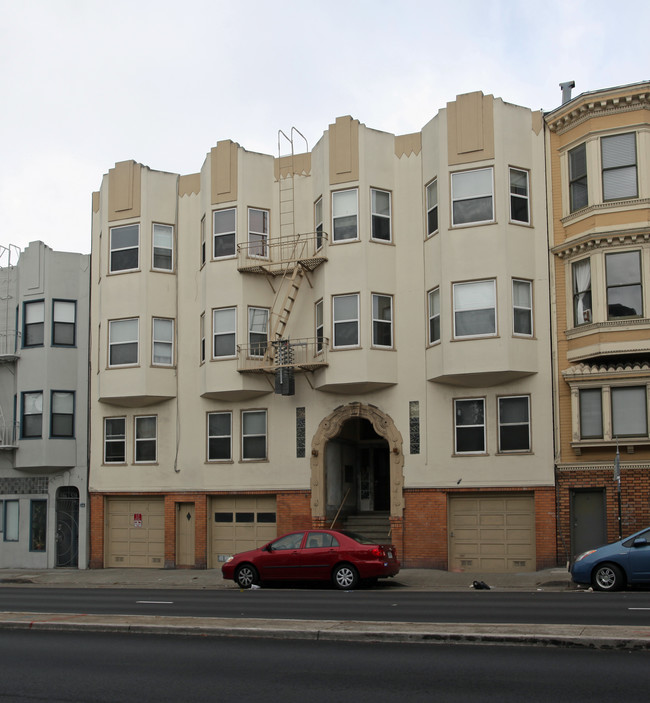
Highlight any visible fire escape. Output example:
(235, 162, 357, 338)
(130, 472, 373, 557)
(237, 128, 328, 395)
(0, 244, 20, 449)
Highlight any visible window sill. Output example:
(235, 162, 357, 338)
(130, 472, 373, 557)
(571, 438, 650, 455)
(566, 317, 650, 338)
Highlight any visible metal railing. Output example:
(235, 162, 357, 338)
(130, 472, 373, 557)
(237, 337, 329, 373)
(0, 423, 19, 448)
(237, 231, 328, 273)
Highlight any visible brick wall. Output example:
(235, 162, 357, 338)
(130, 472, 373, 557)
(556, 467, 650, 562)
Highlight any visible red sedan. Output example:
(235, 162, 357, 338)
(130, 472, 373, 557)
(221, 529, 400, 590)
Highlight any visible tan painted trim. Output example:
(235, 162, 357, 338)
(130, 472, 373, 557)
(108, 161, 141, 221)
(275, 152, 312, 180)
(447, 92, 494, 165)
(329, 116, 360, 185)
(309, 402, 404, 518)
(92, 191, 100, 214)
(394, 132, 422, 158)
(179, 173, 200, 197)
(211, 140, 239, 205)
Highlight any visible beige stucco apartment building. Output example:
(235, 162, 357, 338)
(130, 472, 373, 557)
(89, 92, 556, 571)
(546, 82, 650, 562)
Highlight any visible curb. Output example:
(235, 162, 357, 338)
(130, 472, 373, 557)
(2, 613, 649, 650)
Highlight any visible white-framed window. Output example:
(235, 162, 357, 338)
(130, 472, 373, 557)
(606, 250, 642, 319)
(200, 312, 206, 364)
(213, 208, 236, 259)
(242, 409, 267, 461)
(498, 396, 530, 452)
(451, 168, 494, 226)
(512, 279, 532, 336)
(109, 223, 139, 272)
(315, 299, 324, 354)
(602, 133, 637, 201)
(426, 179, 438, 236)
(371, 188, 391, 242)
(248, 208, 269, 257)
(454, 398, 485, 454)
(572, 258, 592, 326)
(3, 500, 18, 542)
(314, 197, 324, 250)
(152, 317, 174, 366)
(579, 389, 603, 439)
(248, 307, 269, 358)
(23, 300, 44, 347)
(21, 391, 43, 438)
(207, 411, 232, 461)
(509, 168, 530, 224)
(108, 318, 139, 367)
(578, 386, 648, 440)
(612, 387, 647, 438)
(213, 307, 236, 358)
(332, 189, 358, 242)
(50, 391, 74, 438)
(135, 415, 157, 463)
(372, 293, 393, 348)
(152, 223, 173, 271)
(104, 417, 126, 463)
(52, 300, 76, 346)
(333, 293, 359, 348)
(453, 280, 496, 338)
(569, 143, 587, 212)
(428, 288, 440, 344)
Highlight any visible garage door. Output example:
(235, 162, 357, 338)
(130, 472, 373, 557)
(449, 495, 535, 573)
(106, 498, 165, 568)
(210, 495, 276, 567)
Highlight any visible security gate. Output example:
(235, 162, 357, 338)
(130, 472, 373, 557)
(56, 487, 79, 567)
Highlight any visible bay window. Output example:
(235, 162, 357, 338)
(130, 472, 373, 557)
(453, 280, 496, 338)
(451, 168, 494, 226)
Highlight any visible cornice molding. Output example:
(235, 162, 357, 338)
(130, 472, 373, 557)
(553, 225, 650, 258)
(546, 91, 650, 134)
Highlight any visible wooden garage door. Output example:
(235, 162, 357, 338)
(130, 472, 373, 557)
(210, 496, 277, 568)
(106, 498, 165, 568)
(449, 495, 535, 573)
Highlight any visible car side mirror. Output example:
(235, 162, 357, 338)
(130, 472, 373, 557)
(263, 543, 273, 552)
(632, 538, 648, 548)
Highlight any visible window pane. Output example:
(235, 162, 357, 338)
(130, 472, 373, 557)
(5, 501, 19, 541)
(52, 391, 74, 413)
(111, 225, 139, 249)
(499, 425, 529, 452)
(454, 281, 495, 310)
(54, 301, 75, 323)
(24, 392, 43, 414)
(110, 342, 137, 365)
(513, 280, 531, 307)
(209, 412, 231, 436)
(214, 209, 236, 234)
(606, 251, 641, 286)
(453, 169, 492, 198)
(153, 224, 173, 249)
(136, 416, 156, 439)
(499, 396, 529, 423)
(602, 133, 636, 169)
(334, 321, 358, 346)
(372, 295, 392, 321)
(154, 318, 173, 342)
(249, 208, 268, 234)
(110, 319, 138, 343)
(580, 389, 602, 438)
(214, 308, 235, 333)
(243, 411, 266, 435)
(243, 436, 266, 459)
(453, 197, 493, 225)
(456, 427, 484, 452)
(372, 189, 390, 216)
(612, 387, 647, 437)
(456, 399, 484, 425)
(214, 334, 235, 357)
(333, 190, 357, 217)
(214, 233, 236, 258)
(334, 295, 358, 320)
(105, 418, 125, 438)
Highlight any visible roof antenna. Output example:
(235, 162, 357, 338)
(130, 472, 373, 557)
(560, 81, 575, 104)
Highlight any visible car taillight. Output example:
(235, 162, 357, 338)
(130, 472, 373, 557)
(370, 547, 385, 558)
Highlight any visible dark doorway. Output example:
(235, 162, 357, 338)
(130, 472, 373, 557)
(56, 487, 79, 567)
(571, 488, 606, 559)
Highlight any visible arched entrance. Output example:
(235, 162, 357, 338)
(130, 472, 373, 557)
(310, 403, 404, 525)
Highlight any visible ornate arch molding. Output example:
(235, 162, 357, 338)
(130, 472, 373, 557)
(310, 402, 404, 518)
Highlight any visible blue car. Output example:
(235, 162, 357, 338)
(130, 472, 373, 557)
(571, 527, 650, 591)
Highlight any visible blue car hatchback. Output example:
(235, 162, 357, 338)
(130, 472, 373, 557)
(571, 527, 650, 591)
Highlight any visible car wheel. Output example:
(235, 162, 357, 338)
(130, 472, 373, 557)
(332, 563, 359, 590)
(235, 564, 259, 589)
(592, 563, 624, 592)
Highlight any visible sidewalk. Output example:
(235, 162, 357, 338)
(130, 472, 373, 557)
(0, 566, 573, 591)
(4, 566, 648, 650)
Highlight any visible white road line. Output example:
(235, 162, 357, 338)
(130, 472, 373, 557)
(136, 600, 174, 604)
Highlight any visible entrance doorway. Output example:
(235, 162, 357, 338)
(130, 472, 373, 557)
(571, 489, 606, 559)
(325, 418, 390, 518)
(176, 502, 196, 567)
(55, 487, 79, 567)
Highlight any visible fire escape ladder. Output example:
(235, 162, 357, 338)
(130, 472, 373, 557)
(271, 264, 304, 343)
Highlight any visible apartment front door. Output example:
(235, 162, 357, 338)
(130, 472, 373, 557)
(176, 503, 195, 567)
(571, 489, 606, 559)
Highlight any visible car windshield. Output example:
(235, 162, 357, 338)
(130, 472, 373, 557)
(338, 530, 381, 545)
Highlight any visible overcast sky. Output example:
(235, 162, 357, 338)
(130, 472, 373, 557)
(1, 0, 648, 257)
